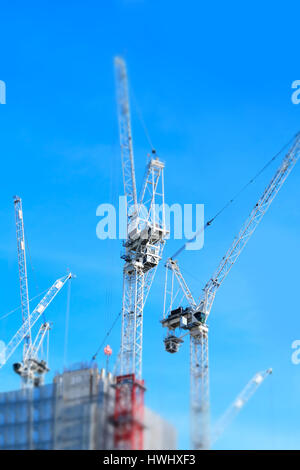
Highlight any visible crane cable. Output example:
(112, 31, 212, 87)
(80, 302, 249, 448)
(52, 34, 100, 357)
(91, 311, 121, 361)
(24, 229, 46, 323)
(0, 286, 54, 321)
(131, 82, 155, 153)
(170, 132, 299, 260)
(93, 135, 120, 364)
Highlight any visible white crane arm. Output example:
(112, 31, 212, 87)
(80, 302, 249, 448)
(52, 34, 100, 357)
(114, 56, 137, 212)
(0, 274, 72, 368)
(13, 196, 31, 347)
(197, 134, 300, 318)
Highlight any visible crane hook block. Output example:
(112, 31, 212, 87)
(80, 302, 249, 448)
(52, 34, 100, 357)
(164, 335, 183, 354)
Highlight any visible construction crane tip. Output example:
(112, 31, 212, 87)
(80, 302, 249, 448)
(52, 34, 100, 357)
(114, 55, 125, 66)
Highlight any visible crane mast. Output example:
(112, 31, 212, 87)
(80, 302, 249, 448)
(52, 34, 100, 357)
(120, 156, 167, 378)
(114, 57, 168, 449)
(14, 196, 31, 357)
(162, 133, 300, 449)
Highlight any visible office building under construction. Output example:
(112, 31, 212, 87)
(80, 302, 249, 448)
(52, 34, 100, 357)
(0, 364, 176, 450)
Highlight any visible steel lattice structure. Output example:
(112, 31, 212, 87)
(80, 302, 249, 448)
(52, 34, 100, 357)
(114, 57, 137, 216)
(14, 196, 31, 355)
(113, 374, 145, 450)
(0, 274, 72, 379)
(162, 133, 300, 449)
(211, 368, 272, 445)
(114, 57, 168, 449)
(196, 133, 300, 320)
(120, 156, 167, 379)
(190, 330, 210, 450)
(9, 197, 75, 387)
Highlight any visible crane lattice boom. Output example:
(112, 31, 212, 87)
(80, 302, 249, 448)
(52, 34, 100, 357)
(0, 274, 72, 370)
(115, 57, 137, 213)
(211, 368, 272, 445)
(197, 134, 300, 320)
(14, 196, 31, 353)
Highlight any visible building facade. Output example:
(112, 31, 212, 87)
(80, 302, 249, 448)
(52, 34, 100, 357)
(0, 364, 176, 450)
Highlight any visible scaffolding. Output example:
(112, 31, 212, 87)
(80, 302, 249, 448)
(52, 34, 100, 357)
(0, 365, 176, 450)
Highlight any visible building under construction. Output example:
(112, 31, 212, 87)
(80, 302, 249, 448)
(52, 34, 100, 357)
(0, 364, 176, 450)
(0, 54, 299, 451)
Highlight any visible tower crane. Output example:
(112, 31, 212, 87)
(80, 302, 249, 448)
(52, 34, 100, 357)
(162, 133, 300, 449)
(113, 57, 168, 449)
(211, 368, 272, 446)
(0, 273, 72, 387)
(9, 196, 73, 387)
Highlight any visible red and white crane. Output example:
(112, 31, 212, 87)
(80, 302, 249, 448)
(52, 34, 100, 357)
(113, 57, 168, 449)
(162, 133, 300, 449)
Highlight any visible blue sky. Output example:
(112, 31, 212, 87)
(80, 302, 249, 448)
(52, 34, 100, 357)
(0, 0, 300, 449)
